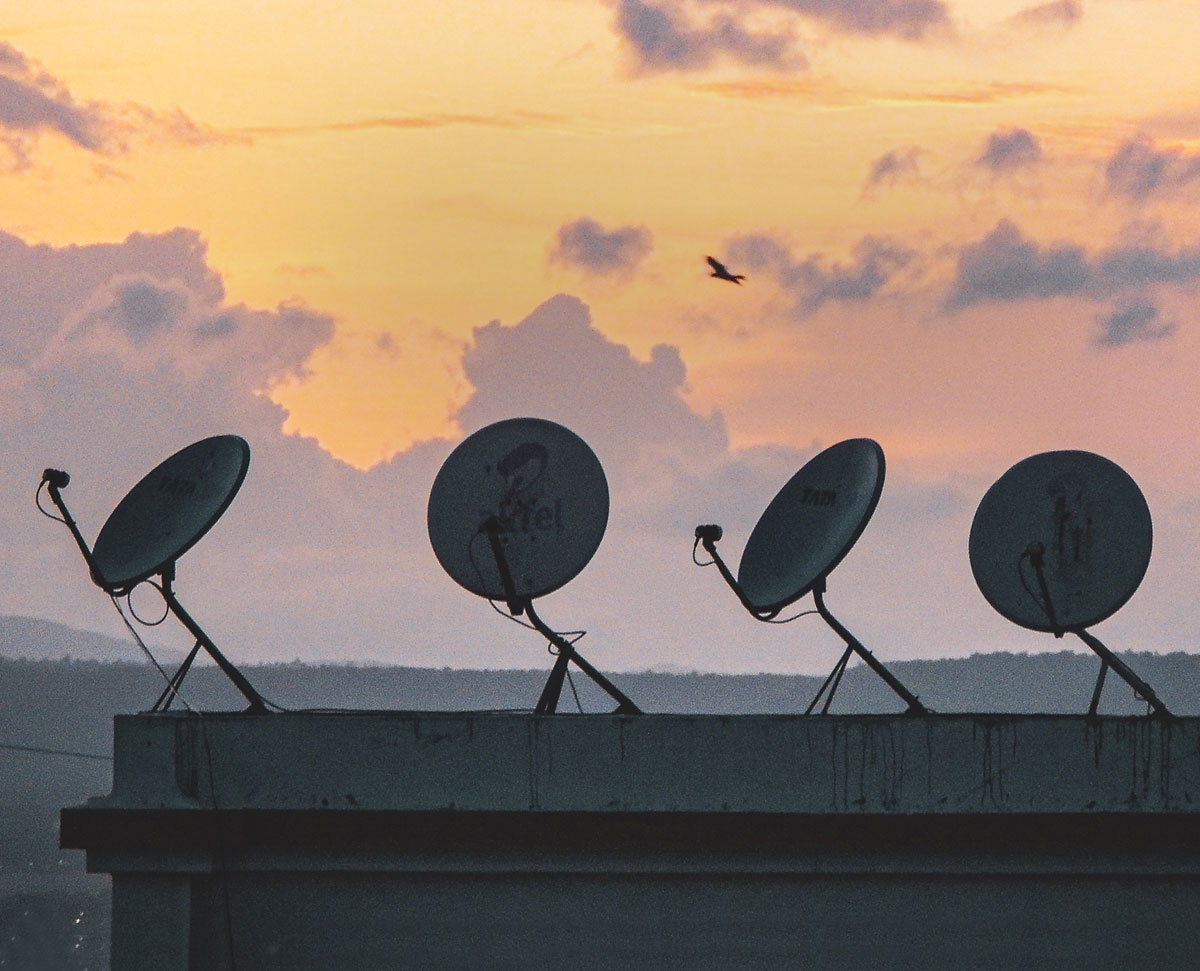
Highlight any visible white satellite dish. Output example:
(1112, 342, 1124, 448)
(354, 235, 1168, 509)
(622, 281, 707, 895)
(969, 450, 1169, 716)
(40, 436, 267, 713)
(92, 435, 250, 592)
(428, 417, 608, 602)
(428, 418, 638, 715)
(695, 439, 926, 714)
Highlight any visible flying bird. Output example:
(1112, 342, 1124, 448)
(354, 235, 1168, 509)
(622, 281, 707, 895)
(706, 256, 744, 285)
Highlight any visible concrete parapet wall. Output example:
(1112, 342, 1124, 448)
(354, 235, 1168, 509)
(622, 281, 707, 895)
(63, 712, 1200, 970)
(100, 712, 1200, 815)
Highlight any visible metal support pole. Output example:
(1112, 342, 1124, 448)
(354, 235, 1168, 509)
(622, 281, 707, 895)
(159, 577, 268, 714)
(43, 476, 106, 588)
(536, 649, 572, 715)
(524, 600, 641, 715)
(152, 639, 202, 712)
(812, 580, 927, 715)
(1075, 629, 1170, 717)
(1087, 659, 1109, 717)
(805, 644, 853, 715)
(481, 520, 639, 715)
(699, 533, 776, 618)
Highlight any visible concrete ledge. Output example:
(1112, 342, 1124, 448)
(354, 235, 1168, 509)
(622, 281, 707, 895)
(61, 807, 1200, 858)
(93, 711, 1200, 814)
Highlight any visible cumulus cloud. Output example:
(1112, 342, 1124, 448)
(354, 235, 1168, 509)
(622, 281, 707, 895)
(0, 227, 223, 367)
(947, 219, 1200, 309)
(975, 127, 1042, 172)
(1105, 136, 1200, 201)
(456, 294, 728, 481)
(0, 227, 335, 475)
(549, 218, 654, 277)
(862, 146, 924, 194)
(73, 276, 190, 345)
(0, 43, 231, 169)
(728, 233, 915, 317)
(1095, 301, 1175, 348)
(611, 0, 950, 73)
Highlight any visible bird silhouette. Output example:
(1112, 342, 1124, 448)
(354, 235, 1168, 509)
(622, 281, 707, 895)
(706, 255, 744, 285)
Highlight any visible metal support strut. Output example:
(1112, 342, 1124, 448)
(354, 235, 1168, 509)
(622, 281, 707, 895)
(698, 528, 926, 715)
(156, 568, 269, 714)
(1076, 629, 1170, 717)
(482, 520, 640, 716)
(812, 580, 927, 715)
(1026, 542, 1170, 717)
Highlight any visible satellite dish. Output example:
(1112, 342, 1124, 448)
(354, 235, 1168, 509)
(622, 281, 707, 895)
(39, 436, 267, 713)
(969, 450, 1151, 633)
(738, 438, 884, 614)
(969, 450, 1169, 716)
(92, 435, 250, 593)
(428, 418, 638, 715)
(428, 417, 608, 602)
(695, 439, 926, 714)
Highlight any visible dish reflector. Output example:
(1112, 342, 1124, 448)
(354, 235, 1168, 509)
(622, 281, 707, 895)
(969, 450, 1152, 633)
(738, 439, 884, 613)
(91, 435, 250, 592)
(428, 417, 609, 602)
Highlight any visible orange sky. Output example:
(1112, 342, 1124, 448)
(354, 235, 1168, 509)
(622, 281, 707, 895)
(9, 0, 1200, 469)
(7, 0, 1200, 676)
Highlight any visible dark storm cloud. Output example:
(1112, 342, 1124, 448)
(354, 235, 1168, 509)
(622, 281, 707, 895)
(550, 218, 654, 277)
(1008, 0, 1082, 28)
(0, 43, 232, 168)
(1105, 136, 1200, 201)
(611, 0, 950, 73)
(862, 146, 923, 193)
(728, 233, 915, 317)
(1095, 300, 1175, 348)
(975, 127, 1042, 172)
(946, 219, 1200, 310)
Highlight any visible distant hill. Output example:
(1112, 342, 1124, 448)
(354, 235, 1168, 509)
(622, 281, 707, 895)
(0, 615, 180, 664)
(2, 613, 1199, 714)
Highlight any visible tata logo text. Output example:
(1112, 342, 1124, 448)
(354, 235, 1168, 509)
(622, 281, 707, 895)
(800, 488, 837, 507)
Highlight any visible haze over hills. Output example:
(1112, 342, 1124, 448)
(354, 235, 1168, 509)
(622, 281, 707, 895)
(0, 614, 180, 664)
(4, 613, 1200, 714)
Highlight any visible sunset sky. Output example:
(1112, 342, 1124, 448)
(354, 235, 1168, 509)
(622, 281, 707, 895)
(6, 0, 1200, 695)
